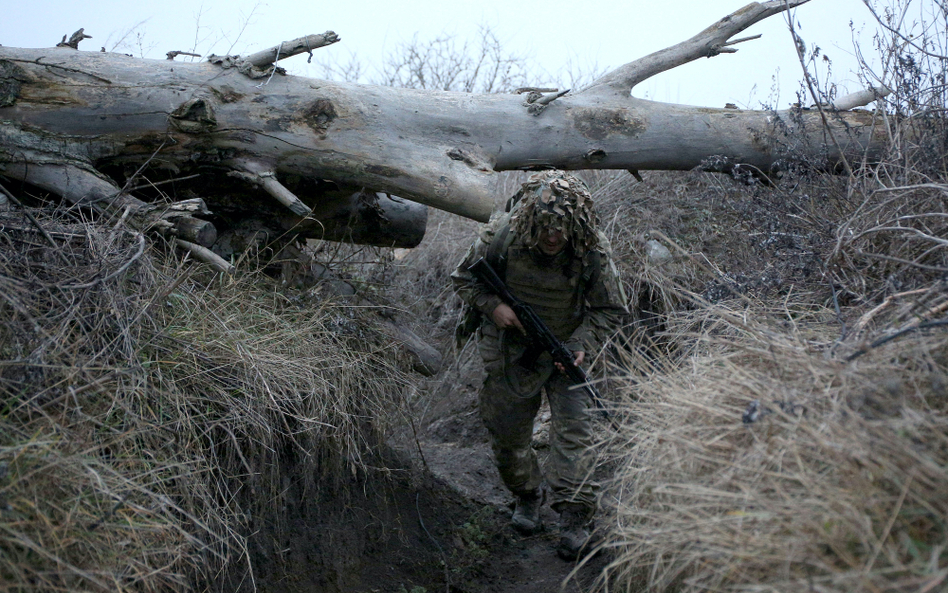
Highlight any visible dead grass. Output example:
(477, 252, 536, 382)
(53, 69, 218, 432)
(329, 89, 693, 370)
(600, 289, 947, 592)
(0, 206, 410, 591)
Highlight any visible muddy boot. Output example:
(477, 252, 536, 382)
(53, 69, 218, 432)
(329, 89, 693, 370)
(556, 505, 593, 560)
(510, 488, 543, 535)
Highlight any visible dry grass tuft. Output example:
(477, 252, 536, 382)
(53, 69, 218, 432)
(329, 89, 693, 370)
(0, 206, 410, 591)
(602, 289, 948, 592)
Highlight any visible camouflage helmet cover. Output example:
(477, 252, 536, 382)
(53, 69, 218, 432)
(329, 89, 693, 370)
(509, 171, 600, 257)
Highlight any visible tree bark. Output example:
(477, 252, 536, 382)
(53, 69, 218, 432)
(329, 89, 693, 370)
(0, 0, 888, 250)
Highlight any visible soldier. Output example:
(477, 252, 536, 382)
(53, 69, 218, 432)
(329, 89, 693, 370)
(451, 171, 627, 560)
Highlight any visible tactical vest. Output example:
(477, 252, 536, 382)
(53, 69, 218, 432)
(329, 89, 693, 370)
(504, 245, 584, 341)
(454, 215, 602, 347)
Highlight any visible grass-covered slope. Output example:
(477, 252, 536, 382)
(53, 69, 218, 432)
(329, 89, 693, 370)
(0, 212, 410, 591)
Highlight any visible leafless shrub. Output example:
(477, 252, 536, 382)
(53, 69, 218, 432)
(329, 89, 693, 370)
(817, 0, 948, 300)
(376, 26, 529, 92)
(319, 26, 530, 93)
(318, 24, 602, 93)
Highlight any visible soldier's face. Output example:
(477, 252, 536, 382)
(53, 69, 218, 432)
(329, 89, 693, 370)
(537, 227, 568, 255)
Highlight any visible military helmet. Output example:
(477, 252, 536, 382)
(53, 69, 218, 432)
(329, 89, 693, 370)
(508, 171, 600, 256)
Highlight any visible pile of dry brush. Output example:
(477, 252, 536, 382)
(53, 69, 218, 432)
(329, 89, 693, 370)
(602, 287, 947, 592)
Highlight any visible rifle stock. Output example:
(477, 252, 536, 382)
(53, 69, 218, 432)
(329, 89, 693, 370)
(468, 257, 614, 425)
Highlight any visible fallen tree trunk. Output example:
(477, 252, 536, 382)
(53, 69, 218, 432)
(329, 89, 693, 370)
(0, 0, 889, 255)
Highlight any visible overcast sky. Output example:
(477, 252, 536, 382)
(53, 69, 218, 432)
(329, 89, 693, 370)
(3, 0, 884, 108)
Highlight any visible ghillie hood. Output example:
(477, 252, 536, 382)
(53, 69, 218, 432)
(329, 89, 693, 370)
(508, 171, 601, 258)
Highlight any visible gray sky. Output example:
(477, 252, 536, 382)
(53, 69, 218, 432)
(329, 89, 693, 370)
(3, 0, 882, 108)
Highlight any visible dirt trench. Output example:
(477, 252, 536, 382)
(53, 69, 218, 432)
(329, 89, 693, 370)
(226, 348, 613, 593)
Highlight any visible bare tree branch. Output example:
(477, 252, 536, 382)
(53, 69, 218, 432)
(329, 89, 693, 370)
(244, 32, 340, 67)
(585, 0, 810, 95)
(57, 29, 92, 50)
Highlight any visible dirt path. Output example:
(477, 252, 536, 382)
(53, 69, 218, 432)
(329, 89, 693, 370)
(407, 348, 612, 593)
(239, 346, 614, 593)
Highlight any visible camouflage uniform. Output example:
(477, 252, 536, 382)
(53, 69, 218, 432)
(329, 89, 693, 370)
(451, 172, 627, 517)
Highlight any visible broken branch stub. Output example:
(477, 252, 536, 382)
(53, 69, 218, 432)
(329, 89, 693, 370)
(167, 51, 201, 61)
(244, 32, 340, 67)
(57, 29, 91, 50)
(831, 85, 893, 111)
(229, 160, 313, 217)
(174, 238, 234, 273)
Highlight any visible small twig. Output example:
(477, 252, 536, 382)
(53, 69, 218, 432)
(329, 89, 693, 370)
(0, 224, 85, 240)
(919, 570, 948, 593)
(862, 470, 914, 575)
(416, 492, 451, 593)
(852, 288, 930, 334)
(166, 51, 201, 61)
(88, 497, 126, 531)
(847, 318, 948, 361)
(859, 251, 948, 273)
(113, 141, 168, 200)
(124, 173, 201, 193)
(138, 269, 191, 323)
(830, 283, 848, 342)
(0, 179, 71, 266)
(406, 405, 430, 473)
(851, 225, 948, 247)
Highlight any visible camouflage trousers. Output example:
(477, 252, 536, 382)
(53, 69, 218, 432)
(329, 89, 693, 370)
(477, 325, 599, 513)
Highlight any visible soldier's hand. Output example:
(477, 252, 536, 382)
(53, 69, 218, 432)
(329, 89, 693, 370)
(491, 303, 525, 334)
(555, 351, 585, 373)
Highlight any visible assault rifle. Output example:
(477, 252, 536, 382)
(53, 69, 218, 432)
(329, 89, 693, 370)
(468, 257, 615, 426)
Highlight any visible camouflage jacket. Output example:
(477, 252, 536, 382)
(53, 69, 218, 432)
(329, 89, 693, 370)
(451, 212, 628, 355)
